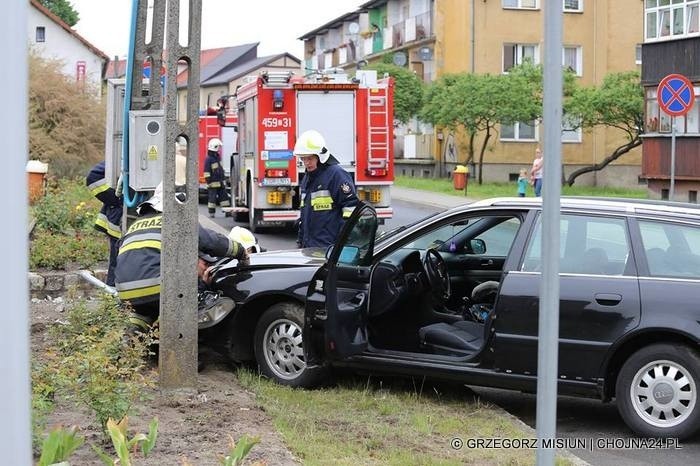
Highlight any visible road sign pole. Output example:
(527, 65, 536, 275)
(670, 117, 676, 201)
(537, 1, 562, 465)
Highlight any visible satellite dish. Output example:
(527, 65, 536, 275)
(392, 52, 407, 67)
(348, 22, 360, 34)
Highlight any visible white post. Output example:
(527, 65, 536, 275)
(0, 0, 32, 463)
(670, 117, 676, 201)
(537, 1, 563, 464)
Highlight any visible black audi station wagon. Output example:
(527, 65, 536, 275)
(203, 197, 700, 439)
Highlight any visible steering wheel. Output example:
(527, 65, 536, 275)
(423, 248, 451, 304)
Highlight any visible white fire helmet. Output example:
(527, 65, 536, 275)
(229, 226, 260, 253)
(293, 130, 330, 164)
(137, 181, 163, 214)
(207, 137, 223, 152)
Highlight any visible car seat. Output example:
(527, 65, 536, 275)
(579, 247, 610, 275)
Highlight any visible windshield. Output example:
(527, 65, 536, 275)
(376, 212, 440, 243)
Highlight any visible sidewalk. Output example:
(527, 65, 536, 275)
(391, 185, 476, 210)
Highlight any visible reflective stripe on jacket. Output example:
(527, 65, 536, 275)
(298, 163, 358, 248)
(86, 162, 123, 239)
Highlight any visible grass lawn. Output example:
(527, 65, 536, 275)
(395, 175, 649, 200)
(238, 370, 574, 465)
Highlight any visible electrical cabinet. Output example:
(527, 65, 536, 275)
(128, 110, 164, 191)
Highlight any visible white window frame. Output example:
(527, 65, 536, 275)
(562, 115, 582, 143)
(562, 45, 583, 76)
(645, 0, 700, 42)
(502, 43, 540, 73)
(635, 44, 643, 65)
(563, 0, 583, 13)
(645, 85, 700, 135)
(500, 120, 538, 142)
(502, 0, 539, 10)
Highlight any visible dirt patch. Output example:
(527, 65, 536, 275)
(32, 298, 298, 465)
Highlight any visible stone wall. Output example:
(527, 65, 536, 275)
(28, 269, 110, 299)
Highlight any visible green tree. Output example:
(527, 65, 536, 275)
(564, 71, 644, 186)
(39, 0, 80, 27)
(363, 63, 424, 124)
(421, 71, 539, 184)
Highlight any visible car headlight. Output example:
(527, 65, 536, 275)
(198, 297, 235, 329)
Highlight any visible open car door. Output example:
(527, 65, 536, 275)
(304, 203, 378, 365)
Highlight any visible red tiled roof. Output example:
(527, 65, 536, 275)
(30, 0, 109, 62)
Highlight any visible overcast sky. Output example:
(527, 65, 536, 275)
(71, 0, 362, 60)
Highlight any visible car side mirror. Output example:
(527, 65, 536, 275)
(467, 239, 486, 255)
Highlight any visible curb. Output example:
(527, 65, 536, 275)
(390, 186, 475, 210)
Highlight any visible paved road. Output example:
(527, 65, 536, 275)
(199, 190, 700, 464)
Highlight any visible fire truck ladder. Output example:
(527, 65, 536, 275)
(367, 86, 390, 169)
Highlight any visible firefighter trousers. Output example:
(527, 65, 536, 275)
(207, 185, 231, 214)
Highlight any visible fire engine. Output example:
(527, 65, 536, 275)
(229, 69, 394, 232)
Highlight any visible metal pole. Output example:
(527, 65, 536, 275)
(670, 117, 676, 201)
(159, 0, 202, 392)
(537, 1, 562, 464)
(0, 0, 31, 462)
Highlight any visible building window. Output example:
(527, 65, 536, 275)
(635, 44, 643, 64)
(562, 115, 582, 143)
(502, 0, 538, 9)
(645, 86, 700, 134)
(500, 120, 537, 141)
(562, 46, 582, 76)
(645, 0, 700, 41)
(503, 43, 539, 72)
(564, 0, 583, 12)
(36, 26, 45, 43)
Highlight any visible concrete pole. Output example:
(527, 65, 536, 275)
(159, 0, 202, 392)
(536, 1, 563, 465)
(0, 0, 31, 463)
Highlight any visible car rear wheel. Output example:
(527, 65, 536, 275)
(254, 302, 325, 387)
(616, 343, 700, 439)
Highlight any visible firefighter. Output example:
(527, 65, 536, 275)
(86, 161, 122, 286)
(114, 182, 248, 334)
(294, 130, 359, 248)
(203, 137, 231, 218)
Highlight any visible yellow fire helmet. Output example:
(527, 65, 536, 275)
(228, 226, 261, 253)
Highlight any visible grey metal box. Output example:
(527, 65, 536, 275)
(128, 110, 165, 191)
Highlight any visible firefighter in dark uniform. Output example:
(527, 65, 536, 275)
(86, 161, 122, 286)
(203, 137, 231, 218)
(114, 182, 248, 334)
(295, 130, 358, 248)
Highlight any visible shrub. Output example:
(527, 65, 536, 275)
(30, 178, 108, 269)
(29, 53, 105, 178)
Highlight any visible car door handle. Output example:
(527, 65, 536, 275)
(595, 293, 622, 306)
(481, 259, 494, 266)
(350, 292, 366, 307)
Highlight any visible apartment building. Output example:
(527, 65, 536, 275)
(640, 0, 700, 201)
(299, 0, 644, 186)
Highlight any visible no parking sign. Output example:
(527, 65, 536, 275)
(657, 74, 695, 117)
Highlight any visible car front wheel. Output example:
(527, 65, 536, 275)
(616, 343, 700, 439)
(253, 302, 325, 387)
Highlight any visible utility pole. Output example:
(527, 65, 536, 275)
(159, 0, 202, 391)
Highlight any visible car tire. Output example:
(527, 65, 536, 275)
(615, 343, 700, 439)
(253, 302, 325, 387)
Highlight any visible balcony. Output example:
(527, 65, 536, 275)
(389, 11, 433, 50)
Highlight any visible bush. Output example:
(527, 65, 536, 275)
(30, 178, 108, 269)
(29, 53, 105, 178)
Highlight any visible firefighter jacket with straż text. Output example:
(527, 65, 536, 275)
(298, 163, 358, 248)
(86, 161, 122, 239)
(114, 209, 244, 305)
(203, 150, 225, 188)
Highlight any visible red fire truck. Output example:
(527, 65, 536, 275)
(230, 70, 394, 232)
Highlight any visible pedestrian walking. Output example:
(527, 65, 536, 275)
(294, 130, 359, 248)
(530, 147, 544, 197)
(517, 168, 528, 197)
(204, 137, 231, 218)
(86, 161, 122, 286)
